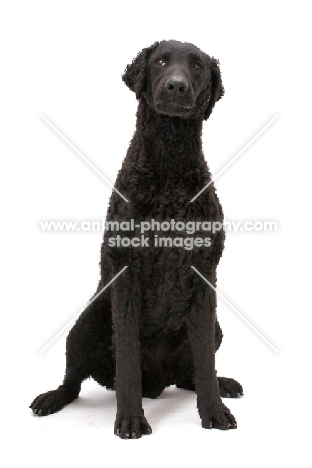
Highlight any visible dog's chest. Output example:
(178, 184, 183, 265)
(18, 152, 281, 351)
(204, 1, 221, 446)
(140, 255, 194, 331)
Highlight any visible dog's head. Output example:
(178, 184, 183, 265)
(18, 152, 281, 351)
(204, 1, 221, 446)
(122, 40, 224, 120)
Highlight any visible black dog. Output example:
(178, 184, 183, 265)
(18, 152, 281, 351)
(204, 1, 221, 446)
(30, 40, 243, 438)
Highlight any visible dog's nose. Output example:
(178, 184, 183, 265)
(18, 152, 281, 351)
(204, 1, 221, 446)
(166, 76, 189, 95)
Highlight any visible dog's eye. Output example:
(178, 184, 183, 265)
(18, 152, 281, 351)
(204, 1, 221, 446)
(193, 63, 201, 70)
(157, 58, 165, 66)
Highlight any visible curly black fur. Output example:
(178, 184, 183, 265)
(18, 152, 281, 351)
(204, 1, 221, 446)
(30, 40, 243, 439)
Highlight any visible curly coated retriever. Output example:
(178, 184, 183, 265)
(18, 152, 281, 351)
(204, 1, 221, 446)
(30, 40, 243, 438)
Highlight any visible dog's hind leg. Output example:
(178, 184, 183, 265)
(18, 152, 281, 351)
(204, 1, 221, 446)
(29, 330, 89, 417)
(213, 319, 244, 398)
(177, 376, 243, 398)
(30, 364, 87, 416)
(217, 377, 243, 398)
(30, 296, 111, 416)
(212, 319, 244, 398)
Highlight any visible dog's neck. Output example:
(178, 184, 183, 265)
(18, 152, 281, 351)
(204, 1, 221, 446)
(133, 100, 204, 172)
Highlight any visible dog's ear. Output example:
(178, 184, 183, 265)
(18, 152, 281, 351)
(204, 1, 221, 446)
(122, 42, 159, 99)
(203, 57, 224, 120)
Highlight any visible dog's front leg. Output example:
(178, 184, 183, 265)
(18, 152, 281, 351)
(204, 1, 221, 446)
(188, 272, 237, 430)
(112, 268, 152, 439)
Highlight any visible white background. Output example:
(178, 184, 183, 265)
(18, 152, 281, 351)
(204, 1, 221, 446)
(1, 1, 311, 466)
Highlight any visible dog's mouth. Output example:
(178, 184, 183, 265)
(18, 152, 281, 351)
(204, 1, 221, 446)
(155, 101, 193, 117)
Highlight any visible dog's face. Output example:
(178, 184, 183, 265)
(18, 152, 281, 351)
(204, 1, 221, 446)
(122, 40, 224, 120)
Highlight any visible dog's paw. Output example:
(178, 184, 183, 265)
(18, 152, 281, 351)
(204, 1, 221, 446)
(201, 400, 237, 430)
(29, 388, 69, 416)
(218, 377, 244, 398)
(114, 414, 152, 439)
